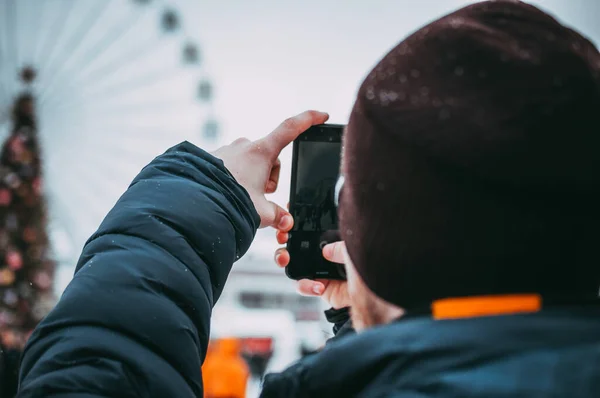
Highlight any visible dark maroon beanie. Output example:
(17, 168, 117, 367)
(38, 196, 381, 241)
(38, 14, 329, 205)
(339, 0, 600, 310)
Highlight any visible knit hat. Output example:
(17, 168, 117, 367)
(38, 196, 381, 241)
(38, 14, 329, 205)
(338, 0, 600, 310)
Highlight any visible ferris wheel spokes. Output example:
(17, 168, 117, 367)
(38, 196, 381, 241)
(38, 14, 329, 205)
(39, 4, 150, 104)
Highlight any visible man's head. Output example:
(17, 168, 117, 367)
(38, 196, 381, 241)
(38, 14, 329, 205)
(339, 0, 600, 316)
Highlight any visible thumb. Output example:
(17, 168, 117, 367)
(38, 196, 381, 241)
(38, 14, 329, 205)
(257, 199, 290, 229)
(323, 241, 345, 263)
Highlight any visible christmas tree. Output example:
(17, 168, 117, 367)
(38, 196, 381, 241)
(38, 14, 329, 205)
(0, 68, 56, 352)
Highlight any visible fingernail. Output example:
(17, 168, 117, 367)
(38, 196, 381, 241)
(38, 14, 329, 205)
(275, 253, 285, 267)
(278, 215, 291, 229)
(313, 284, 323, 294)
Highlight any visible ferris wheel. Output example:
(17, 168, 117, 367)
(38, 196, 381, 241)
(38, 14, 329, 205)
(0, 0, 220, 288)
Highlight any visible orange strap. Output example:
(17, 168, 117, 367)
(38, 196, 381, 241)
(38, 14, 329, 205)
(432, 294, 542, 320)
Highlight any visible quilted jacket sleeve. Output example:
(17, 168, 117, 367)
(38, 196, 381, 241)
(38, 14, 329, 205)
(17, 142, 259, 397)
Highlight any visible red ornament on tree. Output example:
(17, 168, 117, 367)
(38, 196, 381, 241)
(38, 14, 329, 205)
(32, 177, 42, 195)
(0, 188, 12, 206)
(23, 227, 37, 243)
(6, 251, 23, 271)
(9, 136, 25, 157)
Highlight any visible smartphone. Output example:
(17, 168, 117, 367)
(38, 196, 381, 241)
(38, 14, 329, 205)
(286, 124, 346, 281)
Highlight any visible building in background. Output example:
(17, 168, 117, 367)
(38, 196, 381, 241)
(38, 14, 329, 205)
(213, 246, 329, 377)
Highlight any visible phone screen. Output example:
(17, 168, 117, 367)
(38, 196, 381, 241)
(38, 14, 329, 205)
(292, 141, 340, 233)
(287, 125, 345, 281)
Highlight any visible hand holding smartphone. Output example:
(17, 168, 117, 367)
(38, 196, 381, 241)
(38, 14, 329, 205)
(286, 124, 346, 281)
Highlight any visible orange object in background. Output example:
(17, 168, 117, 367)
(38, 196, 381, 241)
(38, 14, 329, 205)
(202, 338, 250, 398)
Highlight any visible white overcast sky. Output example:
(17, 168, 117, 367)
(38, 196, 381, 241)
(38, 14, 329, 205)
(173, 0, 599, 208)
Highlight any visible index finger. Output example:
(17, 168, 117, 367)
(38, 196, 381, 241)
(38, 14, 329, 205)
(261, 110, 329, 156)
